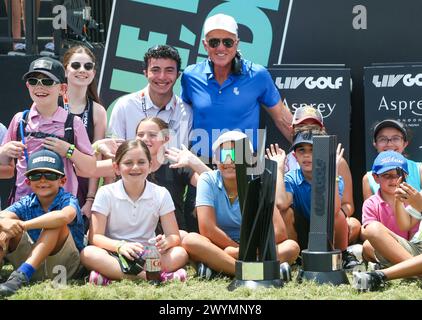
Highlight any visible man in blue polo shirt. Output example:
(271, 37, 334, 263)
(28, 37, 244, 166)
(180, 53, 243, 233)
(181, 13, 292, 160)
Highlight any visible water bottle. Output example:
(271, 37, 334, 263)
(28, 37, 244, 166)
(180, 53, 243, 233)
(144, 238, 161, 283)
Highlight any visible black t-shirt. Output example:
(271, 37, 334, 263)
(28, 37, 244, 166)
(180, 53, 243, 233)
(147, 163, 193, 230)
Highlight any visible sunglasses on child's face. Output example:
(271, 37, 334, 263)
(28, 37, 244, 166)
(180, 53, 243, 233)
(70, 61, 95, 71)
(220, 148, 236, 163)
(28, 172, 63, 181)
(207, 38, 236, 48)
(27, 78, 57, 87)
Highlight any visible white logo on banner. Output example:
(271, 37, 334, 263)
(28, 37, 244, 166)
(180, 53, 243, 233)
(372, 74, 422, 88)
(275, 77, 343, 90)
(377, 96, 422, 117)
(284, 100, 336, 119)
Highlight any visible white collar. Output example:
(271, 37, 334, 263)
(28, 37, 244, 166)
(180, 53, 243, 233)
(142, 85, 176, 111)
(114, 179, 154, 203)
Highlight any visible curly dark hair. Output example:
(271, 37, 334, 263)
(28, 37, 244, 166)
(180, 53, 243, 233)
(143, 45, 181, 72)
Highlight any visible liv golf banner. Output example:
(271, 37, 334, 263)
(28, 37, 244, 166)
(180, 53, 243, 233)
(266, 68, 352, 160)
(364, 65, 422, 170)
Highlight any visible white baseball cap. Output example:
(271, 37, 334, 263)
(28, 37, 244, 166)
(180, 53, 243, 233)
(203, 13, 238, 37)
(212, 131, 253, 155)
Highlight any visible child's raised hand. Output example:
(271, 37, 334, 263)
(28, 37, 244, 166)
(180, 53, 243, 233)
(395, 181, 422, 208)
(166, 145, 193, 169)
(265, 143, 286, 167)
(43, 137, 70, 158)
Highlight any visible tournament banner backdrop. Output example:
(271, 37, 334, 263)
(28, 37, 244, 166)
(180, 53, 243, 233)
(266, 68, 352, 160)
(99, 0, 291, 120)
(364, 65, 422, 170)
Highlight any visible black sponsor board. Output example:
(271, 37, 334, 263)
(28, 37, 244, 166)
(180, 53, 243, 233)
(364, 65, 422, 170)
(266, 68, 352, 161)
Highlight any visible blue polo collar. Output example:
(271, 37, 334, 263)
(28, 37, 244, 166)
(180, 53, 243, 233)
(28, 187, 66, 211)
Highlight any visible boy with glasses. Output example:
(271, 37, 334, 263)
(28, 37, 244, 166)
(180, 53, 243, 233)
(361, 150, 420, 268)
(0, 56, 95, 203)
(0, 149, 84, 297)
(363, 119, 422, 200)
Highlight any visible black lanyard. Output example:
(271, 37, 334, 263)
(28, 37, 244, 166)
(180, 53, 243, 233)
(63, 94, 89, 129)
(140, 90, 176, 128)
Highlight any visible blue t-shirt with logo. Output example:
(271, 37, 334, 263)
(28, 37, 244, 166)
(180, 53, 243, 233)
(284, 169, 344, 221)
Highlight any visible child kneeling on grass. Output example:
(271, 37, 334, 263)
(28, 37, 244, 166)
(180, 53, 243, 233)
(0, 149, 85, 298)
(80, 139, 189, 285)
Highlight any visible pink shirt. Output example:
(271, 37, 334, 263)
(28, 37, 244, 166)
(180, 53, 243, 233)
(362, 190, 420, 240)
(3, 105, 94, 201)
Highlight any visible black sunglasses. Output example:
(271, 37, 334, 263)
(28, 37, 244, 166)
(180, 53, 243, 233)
(70, 61, 95, 71)
(207, 38, 236, 48)
(27, 78, 57, 87)
(28, 172, 63, 181)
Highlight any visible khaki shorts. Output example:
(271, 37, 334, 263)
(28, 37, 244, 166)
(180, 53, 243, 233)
(374, 233, 422, 267)
(6, 232, 81, 281)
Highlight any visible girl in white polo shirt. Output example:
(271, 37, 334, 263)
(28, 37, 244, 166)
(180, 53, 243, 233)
(80, 139, 189, 284)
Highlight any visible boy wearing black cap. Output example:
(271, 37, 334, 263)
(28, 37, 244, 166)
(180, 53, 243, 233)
(0, 149, 84, 298)
(275, 129, 356, 268)
(0, 57, 95, 203)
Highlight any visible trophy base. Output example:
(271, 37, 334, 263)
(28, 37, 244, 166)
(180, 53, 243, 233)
(298, 249, 349, 285)
(228, 260, 284, 291)
(228, 279, 284, 291)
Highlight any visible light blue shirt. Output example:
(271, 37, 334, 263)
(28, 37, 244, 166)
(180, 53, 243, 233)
(196, 170, 241, 242)
(181, 59, 281, 157)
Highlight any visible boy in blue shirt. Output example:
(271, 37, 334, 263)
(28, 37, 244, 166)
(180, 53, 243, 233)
(0, 149, 84, 297)
(276, 130, 358, 269)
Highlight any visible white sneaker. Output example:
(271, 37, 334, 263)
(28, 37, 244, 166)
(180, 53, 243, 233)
(8, 43, 26, 56)
(347, 244, 363, 263)
(280, 262, 292, 282)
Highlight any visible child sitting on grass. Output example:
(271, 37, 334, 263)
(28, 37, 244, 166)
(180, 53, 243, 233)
(361, 150, 420, 266)
(80, 140, 188, 285)
(0, 149, 85, 298)
(276, 129, 359, 269)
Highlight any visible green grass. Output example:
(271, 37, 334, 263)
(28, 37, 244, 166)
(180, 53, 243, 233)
(1, 264, 422, 300)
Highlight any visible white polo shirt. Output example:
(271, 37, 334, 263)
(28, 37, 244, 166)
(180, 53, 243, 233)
(108, 86, 193, 148)
(91, 179, 175, 244)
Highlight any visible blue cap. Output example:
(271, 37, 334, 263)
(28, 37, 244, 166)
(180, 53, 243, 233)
(372, 150, 408, 175)
(24, 149, 65, 177)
